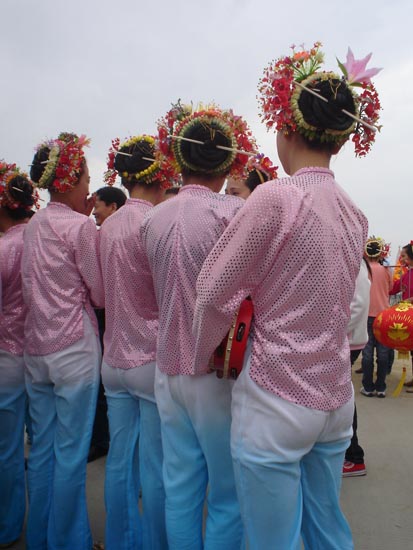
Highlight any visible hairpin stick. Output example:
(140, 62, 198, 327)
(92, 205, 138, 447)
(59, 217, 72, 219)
(216, 145, 257, 157)
(341, 109, 380, 132)
(294, 81, 380, 132)
(115, 151, 156, 163)
(171, 135, 257, 157)
(28, 160, 52, 167)
(294, 81, 328, 103)
(171, 135, 204, 145)
(11, 187, 45, 202)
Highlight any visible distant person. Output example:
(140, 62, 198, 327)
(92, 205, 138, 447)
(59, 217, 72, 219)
(89, 185, 127, 463)
(0, 164, 38, 548)
(192, 42, 378, 548)
(100, 134, 177, 549)
(226, 155, 277, 199)
(390, 242, 413, 389)
(92, 185, 127, 226)
(361, 237, 392, 397)
(23, 132, 104, 550)
(141, 103, 256, 549)
(390, 242, 413, 301)
(343, 259, 371, 477)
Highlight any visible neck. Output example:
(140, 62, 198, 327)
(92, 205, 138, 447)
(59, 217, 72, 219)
(182, 175, 225, 193)
(288, 151, 331, 174)
(281, 132, 334, 175)
(0, 209, 28, 233)
(129, 184, 163, 205)
(49, 191, 75, 210)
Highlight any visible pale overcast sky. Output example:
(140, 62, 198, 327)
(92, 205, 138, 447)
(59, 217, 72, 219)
(1, 0, 411, 261)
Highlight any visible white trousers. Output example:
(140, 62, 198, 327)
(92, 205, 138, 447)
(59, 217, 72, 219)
(231, 353, 354, 549)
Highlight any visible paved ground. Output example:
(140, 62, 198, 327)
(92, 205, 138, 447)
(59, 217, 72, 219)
(9, 356, 413, 549)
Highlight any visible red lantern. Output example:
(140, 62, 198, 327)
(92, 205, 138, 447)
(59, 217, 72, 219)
(373, 301, 413, 351)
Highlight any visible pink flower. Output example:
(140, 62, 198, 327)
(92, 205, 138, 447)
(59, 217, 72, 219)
(343, 48, 382, 85)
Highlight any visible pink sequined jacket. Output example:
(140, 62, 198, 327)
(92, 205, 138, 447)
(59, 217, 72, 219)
(141, 184, 243, 376)
(193, 167, 368, 411)
(0, 224, 27, 356)
(21, 202, 104, 356)
(100, 198, 158, 370)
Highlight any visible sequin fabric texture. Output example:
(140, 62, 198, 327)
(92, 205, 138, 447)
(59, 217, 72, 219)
(193, 167, 368, 411)
(21, 202, 103, 356)
(141, 185, 243, 376)
(100, 198, 159, 369)
(0, 224, 26, 355)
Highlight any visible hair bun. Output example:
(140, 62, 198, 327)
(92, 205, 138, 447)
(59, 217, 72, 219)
(114, 137, 155, 178)
(298, 77, 356, 133)
(0, 165, 38, 218)
(7, 174, 35, 208)
(173, 116, 236, 175)
(30, 146, 50, 183)
(30, 132, 90, 193)
(365, 236, 389, 259)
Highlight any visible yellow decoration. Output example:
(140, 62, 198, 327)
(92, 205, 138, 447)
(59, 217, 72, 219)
(388, 323, 410, 341)
(392, 366, 407, 397)
(396, 302, 413, 312)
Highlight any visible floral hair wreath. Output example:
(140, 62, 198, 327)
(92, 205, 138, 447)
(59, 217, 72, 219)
(34, 133, 91, 193)
(0, 161, 40, 211)
(157, 100, 258, 178)
(258, 42, 382, 156)
(104, 135, 179, 190)
(245, 154, 278, 183)
(365, 235, 390, 259)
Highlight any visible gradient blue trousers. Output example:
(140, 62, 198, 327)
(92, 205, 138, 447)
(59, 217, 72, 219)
(0, 350, 26, 546)
(155, 368, 243, 550)
(102, 360, 166, 550)
(231, 358, 354, 550)
(24, 315, 100, 550)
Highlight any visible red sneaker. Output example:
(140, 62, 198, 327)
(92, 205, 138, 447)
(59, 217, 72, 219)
(342, 461, 366, 477)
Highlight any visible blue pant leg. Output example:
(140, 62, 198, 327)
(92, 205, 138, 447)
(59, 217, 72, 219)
(104, 390, 142, 550)
(155, 373, 207, 550)
(232, 455, 302, 550)
(301, 439, 354, 550)
(25, 373, 56, 550)
(191, 378, 242, 550)
(0, 371, 26, 545)
(139, 399, 167, 550)
(361, 317, 375, 392)
(46, 343, 100, 550)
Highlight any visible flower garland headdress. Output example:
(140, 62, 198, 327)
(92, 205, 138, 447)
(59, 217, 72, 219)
(104, 135, 179, 189)
(0, 161, 40, 211)
(33, 132, 91, 193)
(157, 100, 258, 178)
(245, 154, 278, 183)
(365, 235, 390, 259)
(258, 42, 382, 156)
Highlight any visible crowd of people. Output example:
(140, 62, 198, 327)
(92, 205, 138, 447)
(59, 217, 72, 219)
(1, 41, 406, 550)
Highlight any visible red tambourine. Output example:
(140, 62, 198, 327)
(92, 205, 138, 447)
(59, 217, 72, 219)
(209, 297, 254, 380)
